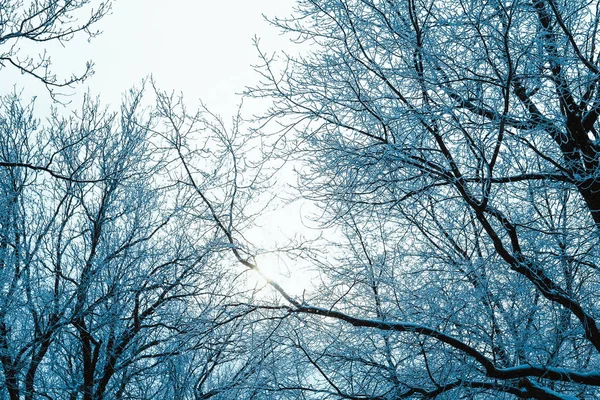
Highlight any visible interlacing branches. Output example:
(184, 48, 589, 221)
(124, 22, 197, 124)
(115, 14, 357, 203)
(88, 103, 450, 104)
(237, 0, 600, 398)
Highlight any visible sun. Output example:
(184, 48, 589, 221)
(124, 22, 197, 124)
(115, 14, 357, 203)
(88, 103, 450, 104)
(249, 251, 313, 297)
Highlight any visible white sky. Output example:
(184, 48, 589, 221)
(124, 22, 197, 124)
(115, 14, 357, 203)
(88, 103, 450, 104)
(2, 0, 295, 115)
(1, 0, 315, 295)
(0, 0, 316, 292)
(97, 0, 312, 294)
(86, 0, 295, 115)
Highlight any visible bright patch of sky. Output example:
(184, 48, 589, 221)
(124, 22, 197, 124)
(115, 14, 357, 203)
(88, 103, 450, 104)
(3, 1, 294, 113)
(1, 0, 317, 296)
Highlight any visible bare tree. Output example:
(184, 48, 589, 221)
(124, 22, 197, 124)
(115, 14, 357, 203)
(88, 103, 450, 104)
(12, 0, 600, 398)
(0, 0, 110, 99)
(233, 0, 600, 398)
(0, 87, 274, 400)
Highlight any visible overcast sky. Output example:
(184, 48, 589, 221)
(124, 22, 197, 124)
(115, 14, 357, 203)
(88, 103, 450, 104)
(91, 0, 308, 292)
(1, 0, 313, 294)
(93, 0, 295, 113)
(3, 0, 295, 117)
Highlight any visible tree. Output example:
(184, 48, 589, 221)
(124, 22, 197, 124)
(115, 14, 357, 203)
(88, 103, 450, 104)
(0, 2, 303, 400)
(0, 86, 279, 399)
(0, 0, 110, 98)
(12, 0, 600, 398)
(238, 0, 600, 398)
